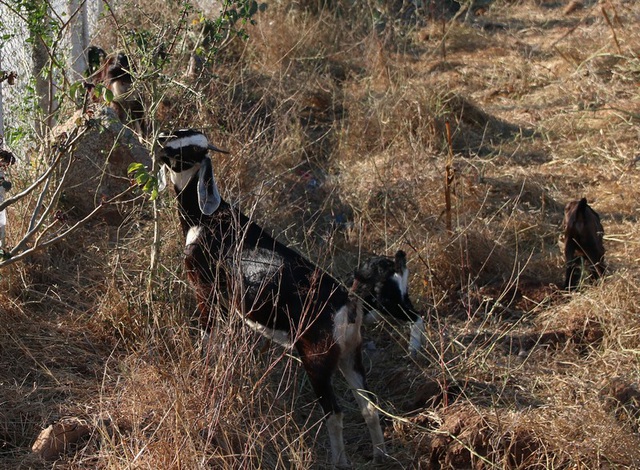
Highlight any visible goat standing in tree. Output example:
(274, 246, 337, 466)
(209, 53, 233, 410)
(563, 197, 606, 290)
(90, 52, 146, 138)
(156, 129, 426, 466)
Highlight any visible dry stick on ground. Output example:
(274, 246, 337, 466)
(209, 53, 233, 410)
(444, 120, 454, 234)
(601, 6, 622, 54)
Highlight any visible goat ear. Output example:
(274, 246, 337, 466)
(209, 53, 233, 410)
(198, 157, 221, 215)
(157, 165, 167, 192)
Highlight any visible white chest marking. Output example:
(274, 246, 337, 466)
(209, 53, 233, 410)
(245, 319, 293, 348)
(168, 164, 199, 191)
(111, 80, 131, 97)
(186, 226, 203, 246)
(393, 267, 409, 297)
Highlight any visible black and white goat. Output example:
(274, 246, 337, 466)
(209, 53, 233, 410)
(157, 129, 422, 466)
(353, 251, 424, 356)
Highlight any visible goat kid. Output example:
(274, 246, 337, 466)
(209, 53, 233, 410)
(85, 45, 106, 77)
(563, 197, 606, 290)
(158, 129, 400, 466)
(354, 251, 424, 357)
(89, 51, 147, 138)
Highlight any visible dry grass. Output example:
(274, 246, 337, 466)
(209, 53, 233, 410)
(3, 0, 640, 468)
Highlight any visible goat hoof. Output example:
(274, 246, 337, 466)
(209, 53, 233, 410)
(373, 448, 388, 463)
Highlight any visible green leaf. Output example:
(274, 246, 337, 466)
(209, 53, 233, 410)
(103, 87, 114, 104)
(128, 162, 144, 173)
(136, 173, 150, 186)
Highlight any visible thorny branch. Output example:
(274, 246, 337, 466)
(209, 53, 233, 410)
(0, 125, 89, 213)
(0, 119, 134, 267)
(0, 185, 136, 268)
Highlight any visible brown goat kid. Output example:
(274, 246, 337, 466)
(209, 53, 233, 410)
(563, 198, 606, 290)
(89, 51, 146, 138)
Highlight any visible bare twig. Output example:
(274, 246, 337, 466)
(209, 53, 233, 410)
(16, 140, 76, 254)
(0, 185, 135, 268)
(444, 121, 454, 234)
(602, 7, 622, 54)
(0, 125, 89, 212)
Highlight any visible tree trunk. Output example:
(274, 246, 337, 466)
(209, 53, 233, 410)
(0, 48, 6, 248)
(68, 0, 89, 79)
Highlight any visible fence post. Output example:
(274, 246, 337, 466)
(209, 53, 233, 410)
(0, 47, 15, 250)
(0, 47, 5, 249)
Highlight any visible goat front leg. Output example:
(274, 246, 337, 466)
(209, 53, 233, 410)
(339, 350, 386, 462)
(585, 249, 606, 282)
(300, 349, 349, 467)
(564, 240, 582, 290)
(325, 411, 348, 468)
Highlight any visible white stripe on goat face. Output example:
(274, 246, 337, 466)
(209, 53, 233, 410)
(393, 267, 409, 297)
(163, 133, 210, 151)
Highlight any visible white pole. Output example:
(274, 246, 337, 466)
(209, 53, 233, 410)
(0, 47, 6, 249)
(0, 46, 4, 135)
(68, 0, 88, 79)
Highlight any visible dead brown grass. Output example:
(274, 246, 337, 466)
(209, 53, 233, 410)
(4, 0, 640, 468)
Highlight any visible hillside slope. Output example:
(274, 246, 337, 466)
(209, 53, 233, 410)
(2, 0, 640, 468)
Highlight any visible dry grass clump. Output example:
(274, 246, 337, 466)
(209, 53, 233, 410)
(547, 271, 640, 353)
(4, 0, 640, 468)
(85, 319, 324, 469)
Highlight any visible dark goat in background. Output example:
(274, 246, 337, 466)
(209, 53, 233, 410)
(89, 51, 146, 137)
(563, 198, 606, 290)
(156, 129, 419, 466)
(85, 45, 106, 77)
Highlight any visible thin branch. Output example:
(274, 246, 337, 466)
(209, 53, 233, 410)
(19, 142, 75, 252)
(0, 125, 89, 212)
(0, 185, 136, 269)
